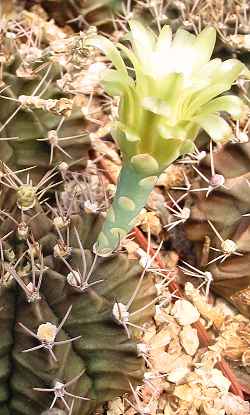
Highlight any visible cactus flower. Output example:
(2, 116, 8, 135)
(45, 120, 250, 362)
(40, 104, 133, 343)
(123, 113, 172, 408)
(86, 21, 249, 255)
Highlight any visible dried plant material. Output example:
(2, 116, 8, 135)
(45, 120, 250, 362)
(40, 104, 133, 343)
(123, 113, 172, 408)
(100, 158, 121, 181)
(137, 211, 162, 236)
(161, 353, 192, 375)
(149, 326, 172, 350)
(92, 137, 121, 165)
(30, 5, 48, 20)
(180, 326, 199, 356)
(142, 323, 156, 344)
(158, 165, 186, 189)
(228, 34, 250, 51)
(154, 305, 172, 325)
(222, 392, 250, 415)
(121, 239, 140, 260)
(202, 401, 225, 415)
(168, 335, 183, 356)
(21, 10, 67, 43)
(211, 315, 250, 366)
(197, 350, 221, 370)
(164, 402, 178, 415)
(185, 282, 224, 329)
(231, 287, 250, 312)
(164, 317, 182, 339)
(89, 123, 112, 142)
(167, 367, 190, 384)
(18, 95, 73, 117)
(194, 368, 231, 392)
(146, 189, 165, 211)
(150, 350, 180, 373)
(74, 62, 107, 94)
(165, 251, 179, 269)
(107, 398, 124, 415)
(214, 297, 236, 317)
(171, 299, 200, 326)
(174, 384, 193, 402)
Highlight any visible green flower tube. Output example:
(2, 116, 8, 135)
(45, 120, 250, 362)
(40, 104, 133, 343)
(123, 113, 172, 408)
(86, 21, 249, 255)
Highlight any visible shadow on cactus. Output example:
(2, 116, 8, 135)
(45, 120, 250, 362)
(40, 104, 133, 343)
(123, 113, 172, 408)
(33, 0, 123, 30)
(0, 168, 156, 415)
(86, 20, 249, 255)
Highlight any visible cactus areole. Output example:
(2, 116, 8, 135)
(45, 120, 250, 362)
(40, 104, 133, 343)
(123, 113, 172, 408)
(86, 20, 249, 255)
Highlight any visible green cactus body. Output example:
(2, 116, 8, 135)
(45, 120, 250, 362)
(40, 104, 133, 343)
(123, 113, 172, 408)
(0, 195, 155, 414)
(184, 142, 250, 317)
(0, 69, 90, 184)
(0, 16, 91, 185)
(39, 0, 122, 29)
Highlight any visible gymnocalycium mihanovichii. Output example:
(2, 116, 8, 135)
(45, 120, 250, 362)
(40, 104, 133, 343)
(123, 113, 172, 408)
(86, 20, 250, 255)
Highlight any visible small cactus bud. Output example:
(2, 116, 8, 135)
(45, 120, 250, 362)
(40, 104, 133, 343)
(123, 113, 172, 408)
(16, 185, 36, 210)
(221, 239, 237, 254)
(53, 216, 69, 229)
(17, 223, 29, 240)
(53, 242, 71, 258)
(37, 322, 57, 343)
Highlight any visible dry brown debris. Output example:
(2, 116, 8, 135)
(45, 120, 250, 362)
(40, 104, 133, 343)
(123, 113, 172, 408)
(109, 286, 249, 415)
(211, 314, 250, 367)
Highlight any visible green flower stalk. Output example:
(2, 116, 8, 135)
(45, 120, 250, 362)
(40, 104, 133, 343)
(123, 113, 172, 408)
(86, 21, 249, 255)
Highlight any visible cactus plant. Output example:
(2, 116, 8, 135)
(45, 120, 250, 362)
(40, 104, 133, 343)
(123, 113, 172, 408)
(184, 141, 250, 317)
(0, 12, 90, 185)
(85, 20, 248, 255)
(28, 0, 123, 29)
(0, 13, 158, 415)
(0, 166, 156, 415)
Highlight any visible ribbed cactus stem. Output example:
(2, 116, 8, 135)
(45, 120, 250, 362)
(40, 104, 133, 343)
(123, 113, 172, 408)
(96, 162, 158, 254)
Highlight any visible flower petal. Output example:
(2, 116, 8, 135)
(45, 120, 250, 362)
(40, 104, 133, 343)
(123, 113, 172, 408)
(129, 20, 156, 66)
(155, 25, 172, 55)
(172, 27, 196, 49)
(142, 96, 171, 117)
(117, 42, 149, 96)
(115, 122, 141, 142)
(152, 137, 183, 168)
(85, 35, 128, 77)
(101, 69, 134, 96)
(179, 139, 195, 155)
(170, 28, 196, 75)
(192, 27, 216, 68)
(214, 59, 246, 85)
(194, 114, 233, 142)
(184, 83, 233, 118)
(199, 95, 245, 120)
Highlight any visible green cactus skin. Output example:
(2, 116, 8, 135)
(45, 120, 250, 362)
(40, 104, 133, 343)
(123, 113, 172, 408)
(35, 0, 122, 29)
(0, 29, 90, 185)
(0, 195, 156, 414)
(184, 142, 250, 317)
(97, 163, 158, 254)
(0, 72, 90, 185)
